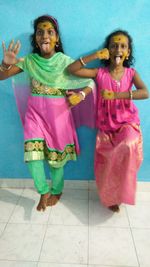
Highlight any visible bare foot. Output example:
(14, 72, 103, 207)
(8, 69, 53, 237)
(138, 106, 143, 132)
(108, 205, 120, 212)
(47, 193, 62, 206)
(37, 193, 50, 211)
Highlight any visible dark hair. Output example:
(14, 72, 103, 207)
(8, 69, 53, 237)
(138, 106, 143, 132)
(31, 15, 64, 54)
(101, 29, 135, 67)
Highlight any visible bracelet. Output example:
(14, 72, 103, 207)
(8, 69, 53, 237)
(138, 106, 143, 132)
(0, 61, 12, 71)
(2, 60, 12, 70)
(79, 91, 86, 100)
(79, 57, 86, 66)
(0, 64, 12, 71)
(0, 65, 4, 72)
(129, 90, 133, 100)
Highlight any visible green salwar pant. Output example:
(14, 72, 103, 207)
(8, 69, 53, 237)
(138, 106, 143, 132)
(27, 160, 64, 195)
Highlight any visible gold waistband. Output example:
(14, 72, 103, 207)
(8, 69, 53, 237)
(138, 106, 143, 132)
(31, 79, 66, 96)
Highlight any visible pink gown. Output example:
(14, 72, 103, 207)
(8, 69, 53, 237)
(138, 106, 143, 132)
(13, 77, 96, 168)
(95, 67, 143, 206)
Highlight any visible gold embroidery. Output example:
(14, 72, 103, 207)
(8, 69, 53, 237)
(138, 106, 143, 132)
(25, 141, 44, 152)
(25, 140, 76, 162)
(49, 151, 58, 160)
(31, 79, 65, 96)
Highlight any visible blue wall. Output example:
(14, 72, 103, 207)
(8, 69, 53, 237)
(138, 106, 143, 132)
(0, 0, 150, 180)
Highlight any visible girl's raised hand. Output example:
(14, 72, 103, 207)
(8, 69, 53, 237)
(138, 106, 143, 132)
(2, 40, 23, 65)
(96, 48, 109, 60)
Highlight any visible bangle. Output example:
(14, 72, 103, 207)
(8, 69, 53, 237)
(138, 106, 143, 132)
(0, 64, 12, 71)
(0, 65, 4, 72)
(79, 57, 86, 66)
(129, 90, 133, 100)
(1, 61, 12, 71)
(80, 91, 86, 100)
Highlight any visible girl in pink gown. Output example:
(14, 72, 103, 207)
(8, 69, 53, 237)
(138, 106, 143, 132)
(68, 30, 149, 212)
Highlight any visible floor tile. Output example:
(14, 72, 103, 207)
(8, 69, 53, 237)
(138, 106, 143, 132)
(89, 199, 129, 227)
(89, 189, 99, 200)
(0, 182, 150, 267)
(0, 261, 37, 267)
(89, 227, 138, 266)
(88, 181, 97, 190)
(126, 202, 150, 228)
(0, 223, 6, 235)
(62, 189, 88, 200)
(132, 228, 150, 266)
(0, 188, 23, 222)
(0, 223, 46, 261)
(89, 265, 138, 267)
(136, 191, 150, 202)
(40, 225, 88, 264)
(49, 198, 88, 226)
(137, 182, 150, 192)
(9, 189, 51, 224)
(0, 188, 23, 199)
(38, 263, 87, 267)
(64, 181, 89, 190)
(0, 179, 34, 188)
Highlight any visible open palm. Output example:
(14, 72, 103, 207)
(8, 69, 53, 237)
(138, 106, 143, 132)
(2, 40, 23, 65)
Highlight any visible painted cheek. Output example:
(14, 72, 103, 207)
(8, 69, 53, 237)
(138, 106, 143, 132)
(50, 42, 55, 48)
(122, 51, 128, 60)
(50, 37, 57, 48)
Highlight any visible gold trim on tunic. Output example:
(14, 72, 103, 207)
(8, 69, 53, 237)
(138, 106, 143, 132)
(24, 140, 76, 165)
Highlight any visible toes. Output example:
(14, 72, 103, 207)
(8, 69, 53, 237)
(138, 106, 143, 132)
(36, 193, 50, 211)
(108, 205, 120, 212)
(47, 193, 62, 206)
(37, 203, 46, 211)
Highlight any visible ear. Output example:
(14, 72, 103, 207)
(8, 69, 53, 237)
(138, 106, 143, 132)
(56, 35, 59, 43)
(127, 48, 130, 57)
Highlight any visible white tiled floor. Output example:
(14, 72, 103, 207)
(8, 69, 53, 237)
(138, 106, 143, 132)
(0, 181, 150, 267)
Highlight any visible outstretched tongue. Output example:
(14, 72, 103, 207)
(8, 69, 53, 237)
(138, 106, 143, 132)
(116, 56, 121, 65)
(42, 43, 50, 52)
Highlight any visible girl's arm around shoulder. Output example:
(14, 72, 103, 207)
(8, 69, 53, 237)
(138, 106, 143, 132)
(68, 67, 98, 78)
(67, 52, 98, 78)
(0, 65, 22, 80)
(132, 70, 149, 99)
(67, 48, 109, 78)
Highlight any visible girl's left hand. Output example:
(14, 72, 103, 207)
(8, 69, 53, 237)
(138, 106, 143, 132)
(101, 89, 115, 100)
(66, 91, 83, 107)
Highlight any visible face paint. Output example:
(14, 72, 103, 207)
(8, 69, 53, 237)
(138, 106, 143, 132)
(37, 21, 54, 30)
(109, 35, 129, 65)
(49, 37, 57, 49)
(110, 35, 129, 52)
(36, 21, 58, 55)
(112, 35, 128, 43)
